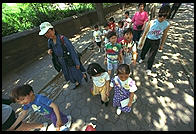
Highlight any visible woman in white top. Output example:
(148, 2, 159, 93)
(87, 63, 110, 106)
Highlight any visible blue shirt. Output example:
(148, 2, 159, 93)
(147, 19, 170, 40)
(23, 94, 53, 116)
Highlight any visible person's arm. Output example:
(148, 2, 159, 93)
(138, 21, 151, 48)
(128, 92, 134, 107)
(159, 25, 170, 50)
(50, 102, 63, 130)
(105, 80, 110, 96)
(8, 110, 28, 130)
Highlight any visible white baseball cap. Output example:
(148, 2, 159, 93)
(39, 22, 54, 35)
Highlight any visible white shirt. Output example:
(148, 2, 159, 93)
(92, 72, 110, 87)
(123, 17, 132, 29)
(110, 76, 137, 92)
(93, 30, 102, 42)
(103, 29, 111, 44)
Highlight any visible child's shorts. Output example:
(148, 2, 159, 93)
(123, 53, 132, 65)
(107, 61, 118, 72)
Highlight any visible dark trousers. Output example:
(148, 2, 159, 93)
(140, 38, 160, 70)
(133, 30, 143, 42)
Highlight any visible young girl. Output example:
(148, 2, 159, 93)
(116, 21, 124, 43)
(109, 64, 137, 115)
(87, 63, 110, 106)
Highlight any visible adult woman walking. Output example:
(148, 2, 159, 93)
(39, 22, 88, 89)
(131, 3, 149, 43)
(138, 5, 171, 76)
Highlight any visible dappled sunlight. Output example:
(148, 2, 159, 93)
(153, 108, 168, 130)
(148, 97, 157, 104)
(154, 62, 163, 68)
(176, 79, 189, 85)
(39, 56, 43, 60)
(183, 92, 194, 107)
(176, 110, 191, 124)
(164, 81, 175, 89)
(65, 102, 71, 109)
(63, 83, 69, 89)
(105, 114, 109, 119)
(161, 55, 169, 60)
(132, 108, 142, 120)
(70, 119, 85, 131)
(14, 79, 20, 84)
(87, 97, 91, 102)
(25, 79, 34, 84)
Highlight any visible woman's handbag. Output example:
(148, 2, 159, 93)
(52, 52, 62, 72)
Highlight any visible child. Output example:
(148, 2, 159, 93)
(102, 23, 112, 46)
(105, 31, 123, 76)
(116, 21, 124, 43)
(109, 64, 137, 115)
(93, 24, 102, 52)
(108, 17, 116, 31)
(120, 28, 137, 66)
(87, 63, 110, 106)
(122, 11, 132, 29)
(10, 84, 72, 131)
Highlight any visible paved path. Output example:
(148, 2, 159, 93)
(3, 3, 194, 131)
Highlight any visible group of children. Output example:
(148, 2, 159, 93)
(90, 11, 139, 116)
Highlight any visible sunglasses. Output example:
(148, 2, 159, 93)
(158, 13, 167, 17)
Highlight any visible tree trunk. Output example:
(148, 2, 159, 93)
(95, 3, 106, 25)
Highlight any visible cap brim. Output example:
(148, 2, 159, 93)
(39, 28, 49, 35)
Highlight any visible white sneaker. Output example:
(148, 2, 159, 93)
(138, 59, 144, 64)
(116, 107, 122, 115)
(40, 122, 49, 131)
(64, 115, 72, 128)
(146, 69, 151, 75)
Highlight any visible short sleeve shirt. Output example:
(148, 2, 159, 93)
(92, 72, 110, 87)
(93, 30, 102, 42)
(110, 76, 137, 92)
(23, 94, 53, 116)
(105, 42, 122, 63)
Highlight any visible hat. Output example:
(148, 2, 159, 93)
(39, 22, 53, 35)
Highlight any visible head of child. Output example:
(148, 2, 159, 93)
(158, 5, 170, 22)
(124, 11, 129, 19)
(94, 24, 99, 31)
(107, 31, 117, 44)
(104, 23, 109, 30)
(118, 21, 124, 28)
(109, 17, 115, 24)
(123, 28, 133, 42)
(87, 63, 106, 77)
(11, 84, 35, 105)
(138, 3, 145, 12)
(117, 64, 130, 81)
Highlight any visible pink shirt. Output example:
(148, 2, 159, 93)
(132, 11, 148, 30)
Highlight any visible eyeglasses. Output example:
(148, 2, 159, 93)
(158, 13, 167, 17)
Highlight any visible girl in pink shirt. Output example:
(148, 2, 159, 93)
(131, 3, 149, 43)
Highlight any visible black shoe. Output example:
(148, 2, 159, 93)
(105, 101, 109, 107)
(101, 100, 104, 104)
(84, 73, 88, 82)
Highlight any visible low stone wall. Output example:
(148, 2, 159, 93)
(2, 4, 127, 76)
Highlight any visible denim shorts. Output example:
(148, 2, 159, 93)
(123, 53, 132, 65)
(107, 61, 118, 72)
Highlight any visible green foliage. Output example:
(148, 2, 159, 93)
(2, 3, 96, 37)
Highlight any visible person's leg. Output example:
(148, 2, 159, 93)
(15, 122, 44, 131)
(147, 40, 160, 70)
(107, 61, 113, 76)
(132, 30, 137, 42)
(140, 38, 152, 60)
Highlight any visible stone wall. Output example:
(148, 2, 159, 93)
(2, 4, 125, 76)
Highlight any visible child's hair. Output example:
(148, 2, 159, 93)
(87, 63, 106, 77)
(117, 64, 130, 75)
(118, 21, 124, 28)
(104, 22, 109, 28)
(123, 28, 133, 35)
(159, 4, 170, 14)
(11, 84, 34, 100)
(125, 11, 129, 16)
(109, 17, 115, 23)
(138, 3, 146, 8)
(94, 24, 99, 29)
(107, 31, 117, 39)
